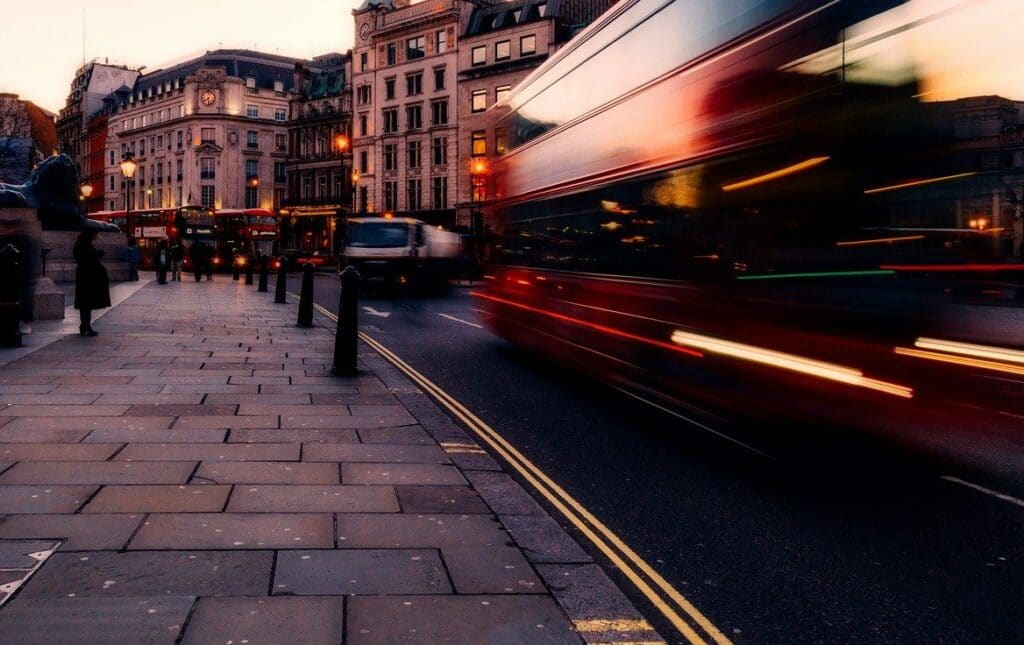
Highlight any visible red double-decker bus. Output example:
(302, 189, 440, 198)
(92, 206, 214, 268)
(214, 209, 279, 260)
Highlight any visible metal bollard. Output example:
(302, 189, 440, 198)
(0, 244, 23, 348)
(244, 256, 254, 285)
(274, 257, 288, 304)
(296, 263, 314, 328)
(332, 266, 360, 375)
(232, 256, 240, 281)
(258, 255, 269, 292)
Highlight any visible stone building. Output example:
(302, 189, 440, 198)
(282, 53, 353, 253)
(351, 0, 463, 226)
(456, 0, 614, 227)
(0, 93, 58, 185)
(100, 50, 309, 213)
(56, 60, 140, 178)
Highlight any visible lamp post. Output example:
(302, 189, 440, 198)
(333, 134, 349, 256)
(119, 153, 137, 218)
(351, 170, 360, 215)
(146, 188, 154, 209)
(470, 158, 489, 279)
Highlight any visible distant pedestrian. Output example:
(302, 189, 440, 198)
(122, 236, 140, 282)
(189, 241, 205, 283)
(204, 244, 214, 282)
(73, 230, 110, 337)
(170, 241, 183, 281)
(155, 239, 169, 285)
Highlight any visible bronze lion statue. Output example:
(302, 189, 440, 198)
(0, 155, 118, 231)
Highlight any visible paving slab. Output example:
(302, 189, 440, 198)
(227, 485, 398, 513)
(53, 383, 164, 394)
(346, 595, 581, 645)
(0, 539, 58, 568)
(396, 485, 491, 514)
(0, 428, 91, 443)
(349, 404, 411, 416)
(180, 596, 344, 645)
(204, 394, 312, 405)
(343, 463, 468, 486)
(259, 384, 359, 394)
(116, 442, 300, 462)
(194, 461, 338, 484)
(125, 404, 238, 416)
(465, 471, 548, 516)
(336, 513, 508, 549)
(159, 384, 259, 394)
(129, 513, 334, 549)
(0, 395, 100, 405)
(84, 427, 227, 443)
(0, 486, 97, 514)
(229, 428, 360, 443)
(0, 462, 196, 485)
(0, 596, 196, 645)
(310, 393, 400, 405)
(83, 485, 231, 513)
(0, 443, 123, 462)
(358, 426, 435, 445)
(443, 545, 545, 594)
(0, 514, 145, 550)
(173, 415, 279, 430)
(239, 404, 351, 417)
(1, 416, 174, 433)
(18, 551, 272, 597)
(282, 415, 417, 429)
(273, 549, 450, 595)
(301, 442, 449, 463)
(94, 394, 205, 404)
(501, 515, 594, 565)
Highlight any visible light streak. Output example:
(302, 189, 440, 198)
(863, 172, 977, 195)
(737, 270, 894, 281)
(671, 331, 913, 398)
(721, 156, 830, 192)
(835, 235, 925, 247)
(914, 338, 1024, 365)
(881, 263, 1024, 272)
(895, 347, 1024, 377)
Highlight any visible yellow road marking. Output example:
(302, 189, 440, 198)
(308, 299, 730, 643)
(575, 618, 657, 632)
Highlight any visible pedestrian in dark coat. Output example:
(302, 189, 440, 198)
(155, 239, 169, 284)
(73, 230, 110, 337)
(203, 244, 214, 282)
(189, 241, 205, 282)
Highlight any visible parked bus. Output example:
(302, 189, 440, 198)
(480, 0, 1024, 463)
(215, 208, 279, 259)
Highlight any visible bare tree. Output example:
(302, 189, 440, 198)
(0, 95, 31, 183)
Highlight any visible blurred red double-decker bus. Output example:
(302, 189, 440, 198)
(92, 206, 214, 268)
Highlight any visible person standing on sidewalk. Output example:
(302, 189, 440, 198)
(203, 243, 214, 282)
(170, 241, 183, 281)
(155, 239, 169, 285)
(189, 241, 205, 283)
(73, 230, 111, 337)
(122, 237, 140, 282)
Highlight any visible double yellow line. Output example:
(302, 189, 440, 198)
(311, 301, 730, 644)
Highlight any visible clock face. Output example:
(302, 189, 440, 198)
(359, 23, 371, 42)
(200, 91, 217, 106)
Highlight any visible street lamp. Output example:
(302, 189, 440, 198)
(351, 170, 360, 214)
(80, 182, 93, 203)
(146, 188, 154, 209)
(120, 153, 138, 214)
(334, 134, 349, 153)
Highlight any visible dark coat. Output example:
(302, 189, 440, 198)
(74, 236, 111, 310)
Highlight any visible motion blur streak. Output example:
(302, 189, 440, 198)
(472, 292, 704, 359)
(880, 264, 1024, 272)
(835, 235, 926, 247)
(736, 270, 895, 281)
(863, 172, 978, 195)
(671, 331, 914, 398)
(895, 348, 1024, 378)
(720, 156, 830, 192)
(915, 338, 1024, 365)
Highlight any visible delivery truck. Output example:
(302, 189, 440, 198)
(341, 217, 461, 291)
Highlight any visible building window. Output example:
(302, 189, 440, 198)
(472, 172, 486, 203)
(274, 162, 286, 183)
(385, 78, 396, 100)
(201, 185, 215, 207)
(471, 46, 486, 66)
(432, 136, 447, 166)
(387, 43, 397, 66)
(536, 2, 547, 17)
(383, 109, 399, 134)
(472, 130, 486, 156)
(406, 105, 422, 130)
(359, 150, 368, 173)
(178, 131, 184, 148)
(383, 181, 397, 212)
(200, 158, 215, 180)
(247, 131, 259, 149)
(407, 140, 421, 168)
(274, 188, 285, 210)
(434, 68, 445, 91)
(303, 176, 313, 199)
(496, 128, 507, 155)
(176, 159, 183, 180)
(495, 40, 511, 60)
(359, 114, 368, 136)
(109, 175, 114, 191)
(358, 85, 372, 104)
(495, 85, 512, 103)
(383, 144, 397, 171)
(318, 175, 328, 199)
(157, 135, 163, 150)
(406, 73, 422, 96)
(436, 30, 448, 54)
(245, 186, 259, 209)
(274, 108, 287, 122)
(275, 133, 286, 151)
(431, 176, 448, 209)
(246, 104, 259, 118)
(246, 77, 256, 91)
(200, 127, 215, 144)
(245, 159, 259, 179)
(407, 178, 422, 211)
(471, 90, 487, 113)
(430, 100, 448, 126)
(406, 36, 425, 60)
(521, 34, 537, 55)
(176, 187, 183, 206)
(109, 150, 115, 166)
(360, 51, 368, 71)
(140, 139, 146, 156)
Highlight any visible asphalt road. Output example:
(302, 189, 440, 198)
(303, 274, 1024, 644)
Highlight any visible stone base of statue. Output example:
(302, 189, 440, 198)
(41, 230, 130, 284)
(0, 207, 64, 320)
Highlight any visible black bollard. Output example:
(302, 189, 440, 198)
(244, 255, 254, 285)
(274, 257, 288, 304)
(332, 266, 360, 375)
(0, 244, 23, 348)
(258, 255, 269, 293)
(232, 255, 240, 281)
(296, 263, 314, 328)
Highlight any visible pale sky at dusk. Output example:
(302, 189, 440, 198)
(0, 0, 361, 112)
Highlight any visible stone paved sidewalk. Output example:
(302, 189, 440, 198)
(0, 277, 661, 645)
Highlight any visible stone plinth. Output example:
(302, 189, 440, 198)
(0, 208, 64, 320)
(41, 230, 130, 284)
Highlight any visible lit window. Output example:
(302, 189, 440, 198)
(521, 35, 536, 56)
(471, 46, 486, 66)
(471, 130, 486, 156)
(495, 85, 511, 103)
(471, 90, 487, 113)
(495, 41, 511, 60)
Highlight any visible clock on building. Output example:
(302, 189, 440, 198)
(200, 91, 217, 106)
(359, 23, 371, 42)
